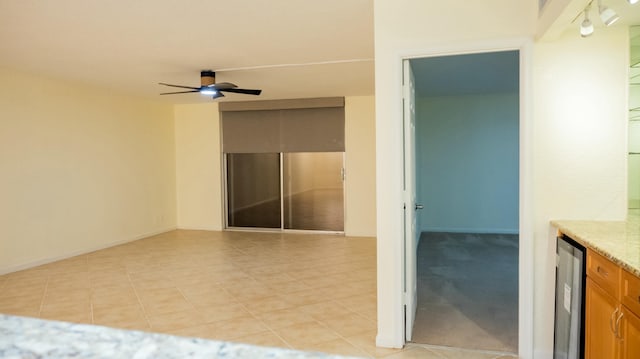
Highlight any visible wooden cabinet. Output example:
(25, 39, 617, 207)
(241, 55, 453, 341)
(586, 277, 619, 358)
(621, 270, 640, 359)
(584, 250, 640, 359)
(622, 270, 640, 318)
(587, 250, 620, 295)
(620, 306, 640, 359)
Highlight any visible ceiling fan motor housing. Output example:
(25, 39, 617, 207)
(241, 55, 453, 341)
(201, 70, 216, 86)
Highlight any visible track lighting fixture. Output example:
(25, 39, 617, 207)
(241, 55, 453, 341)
(577, 0, 637, 38)
(598, 0, 620, 26)
(580, 6, 594, 37)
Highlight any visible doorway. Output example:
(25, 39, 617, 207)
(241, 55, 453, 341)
(405, 51, 520, 353)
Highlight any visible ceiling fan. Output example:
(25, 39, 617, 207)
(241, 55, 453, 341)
(159, 70, 262, 99)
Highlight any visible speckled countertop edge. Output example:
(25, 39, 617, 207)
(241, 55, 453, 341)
(0, 314, 364, 359)
(551, 216, 640, 278)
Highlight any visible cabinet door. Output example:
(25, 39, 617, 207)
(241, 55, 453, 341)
(586, 278, 619, 359)
(621, 269, 640, 319)
(620, 307, 640, 359)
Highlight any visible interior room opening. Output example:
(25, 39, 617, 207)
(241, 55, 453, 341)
(408, 50, 520, 353)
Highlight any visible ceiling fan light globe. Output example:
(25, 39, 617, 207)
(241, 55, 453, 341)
(200, 88, 217, 96)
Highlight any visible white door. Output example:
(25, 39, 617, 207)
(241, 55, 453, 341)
(403, 59, 419, 342)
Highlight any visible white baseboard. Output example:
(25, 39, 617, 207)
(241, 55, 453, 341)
(421, 227, 519, 235)
(376, 333, 404, 349)
(0, 226, 177, 275)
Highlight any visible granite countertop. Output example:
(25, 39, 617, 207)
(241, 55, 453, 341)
(0, 314, 363, 359)
(552, 212, 640, 278)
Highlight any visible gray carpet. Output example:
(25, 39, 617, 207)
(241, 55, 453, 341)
(412, 232, 519, 353)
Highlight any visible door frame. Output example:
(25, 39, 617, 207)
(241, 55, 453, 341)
(375, 38, 534, 358)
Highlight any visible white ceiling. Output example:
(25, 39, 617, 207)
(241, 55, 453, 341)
(4, 0, 640, 105)
(0, 0, 374, 103)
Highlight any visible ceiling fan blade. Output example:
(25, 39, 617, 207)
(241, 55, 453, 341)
(160, 90, 200, 95)
(158, 82, 200, 90)
(212, 92, 225, 99)
(219, 88, 262, 95)
(211, 82, 237, 90)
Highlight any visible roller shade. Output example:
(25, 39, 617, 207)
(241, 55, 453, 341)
(221, 98, 345, 153)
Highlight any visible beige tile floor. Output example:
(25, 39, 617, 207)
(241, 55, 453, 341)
(0, 230, 516, 359)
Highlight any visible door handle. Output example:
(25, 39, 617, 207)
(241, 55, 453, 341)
(610, 307, 619, 334)
(615, 311, 624, 340)
(596, 266, 608, 277)
(415, 204, 424, 210)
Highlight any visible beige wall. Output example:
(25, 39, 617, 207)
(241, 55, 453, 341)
(533, 26, 628, 357)
(174, 96, 376, 236)
(345, 96, 376, 237)
(174, 103, 223, 230)
(0, 67, 176, 274)
(0, 77, 375, 273)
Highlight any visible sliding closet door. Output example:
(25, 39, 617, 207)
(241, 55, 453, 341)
(226, 153, 281, 229)
(283, 152, 344, 231)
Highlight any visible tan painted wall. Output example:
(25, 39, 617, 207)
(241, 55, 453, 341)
(533, 27, 628, 356)
(0, 67, 176, 274)
(174, 103, 224, 230)
(345, 96, 376, 237)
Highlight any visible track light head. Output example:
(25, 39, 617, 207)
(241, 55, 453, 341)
(579, 6, 594, 38)
(580, 19, 594, 37)
(598, 1, 620, 26)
